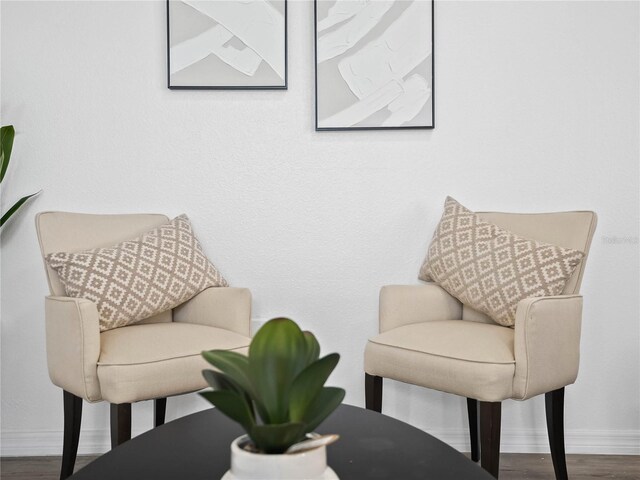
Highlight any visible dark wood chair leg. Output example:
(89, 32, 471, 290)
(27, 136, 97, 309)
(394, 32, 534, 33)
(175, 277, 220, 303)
(467, 398, 480, 462)
(365, 373, 383, 413)
(546, 388, 569, 480)
(154, 398, 167, 427)
(480, 401, 502, 478)
(110, 403, 132, 449)
(60, 391, 82, 480)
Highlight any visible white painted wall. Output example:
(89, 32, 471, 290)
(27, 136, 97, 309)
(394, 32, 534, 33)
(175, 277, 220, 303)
(1, 0, 638, 456)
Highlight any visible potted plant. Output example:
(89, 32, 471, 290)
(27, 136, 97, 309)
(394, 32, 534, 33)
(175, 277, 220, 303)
(201, 317, 345, 480)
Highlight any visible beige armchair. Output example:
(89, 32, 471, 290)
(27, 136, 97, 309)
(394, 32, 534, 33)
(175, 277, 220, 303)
(364, 210, 597, 479)
(36, 212, 252, 479)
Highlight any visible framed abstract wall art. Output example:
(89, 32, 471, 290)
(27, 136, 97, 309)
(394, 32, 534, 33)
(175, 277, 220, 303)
(167, 0, 287, 89)
(314, 0, 434, 130)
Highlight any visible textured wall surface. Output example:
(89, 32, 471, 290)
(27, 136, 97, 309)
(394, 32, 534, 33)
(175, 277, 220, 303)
(1, 1, 638, 455)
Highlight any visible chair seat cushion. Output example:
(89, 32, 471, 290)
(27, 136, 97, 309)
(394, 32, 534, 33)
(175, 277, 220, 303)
(97, 322, 250, 403)
(365, 320, 516, 402)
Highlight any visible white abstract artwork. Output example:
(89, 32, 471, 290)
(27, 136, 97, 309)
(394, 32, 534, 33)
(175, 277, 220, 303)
(168, 0, 287, 89)
(315, 0, 434, 130)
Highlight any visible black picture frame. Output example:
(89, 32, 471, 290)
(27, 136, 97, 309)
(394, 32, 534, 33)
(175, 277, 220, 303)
(314, 0, 435, 131)
(167, 0, 288, 90)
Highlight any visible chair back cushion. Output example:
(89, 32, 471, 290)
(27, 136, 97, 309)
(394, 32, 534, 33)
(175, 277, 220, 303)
(462, 208, 597, 324)
(37, 212, 171, 296)
(476, 209, 597, 295)
(419, 197, 597, 326)
(41, 214, 227, 331)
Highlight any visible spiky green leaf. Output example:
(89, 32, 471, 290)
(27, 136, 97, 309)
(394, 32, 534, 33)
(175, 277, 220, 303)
(248, 318, 308, 423)
(201, 351, 270, 423)
(201, 350, 252, 392)
(203, 369, 255, 419)
(289, 353, 340, 422)
(302, 331, 320, 366)
(0, 191, 41, 227)
(203, 369, 241, 393)
(199, 390, 255, 432)
(0, 125, 15, 183)
(300, 387, 345, 433)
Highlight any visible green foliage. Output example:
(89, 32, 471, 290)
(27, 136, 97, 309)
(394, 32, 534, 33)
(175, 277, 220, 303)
(201, 318, 345, 454)
(1, 125, 15, 183)
(0, 125, 40, 228)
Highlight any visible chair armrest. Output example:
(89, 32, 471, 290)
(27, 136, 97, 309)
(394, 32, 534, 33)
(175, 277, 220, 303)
(45, 296, 102, 401)
(512, 295, 583, 400)
(379, 284, 462, 333)
(173, 287, 252, 337)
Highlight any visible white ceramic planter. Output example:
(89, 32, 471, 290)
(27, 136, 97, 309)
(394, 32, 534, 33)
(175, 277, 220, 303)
(221, 435, 339, 480)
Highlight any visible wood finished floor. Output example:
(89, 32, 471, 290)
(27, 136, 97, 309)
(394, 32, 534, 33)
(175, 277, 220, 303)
(1, 454, 639, 479)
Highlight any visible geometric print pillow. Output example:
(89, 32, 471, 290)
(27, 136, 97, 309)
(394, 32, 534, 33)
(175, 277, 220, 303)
(419, 197, 584, 327)
(46, 214, 228, 331)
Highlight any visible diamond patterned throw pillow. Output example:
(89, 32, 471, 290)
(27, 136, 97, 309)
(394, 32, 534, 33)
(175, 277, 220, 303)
(46, 214, 228, 331)
(419, 197, 584, 327)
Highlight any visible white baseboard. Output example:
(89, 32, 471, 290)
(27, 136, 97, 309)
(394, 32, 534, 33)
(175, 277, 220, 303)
(1, 429, 120, 457)
(2, 428, 638, 457)
(431, 428, 640, 456)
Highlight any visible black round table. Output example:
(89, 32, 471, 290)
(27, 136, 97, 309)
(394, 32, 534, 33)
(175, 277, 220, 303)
(70, 404, 493, 479)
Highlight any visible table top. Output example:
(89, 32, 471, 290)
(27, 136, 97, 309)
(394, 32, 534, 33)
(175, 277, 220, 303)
(71, 404, 493, 479)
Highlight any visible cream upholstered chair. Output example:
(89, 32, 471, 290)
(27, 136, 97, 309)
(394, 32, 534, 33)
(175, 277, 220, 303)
(36, 212, 252, 479)
(364, 210, 597, 479)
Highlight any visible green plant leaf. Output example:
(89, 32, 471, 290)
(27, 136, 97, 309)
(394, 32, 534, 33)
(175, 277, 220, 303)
(201, 350, 270, 423)
(202, 350, 252, 393)
(0, 125, 15, 184)
(203, 369, 255, 419)
(302, 331, 320, 366)
(250, 422, 306, 454)
(248, 318, 308, 423)
(300, 387, 345, 433)
(0, 190, 41, 227)
(199, 390, 255, 432)
(203, 369, 242, 393)
(289, 353, 340, 423)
